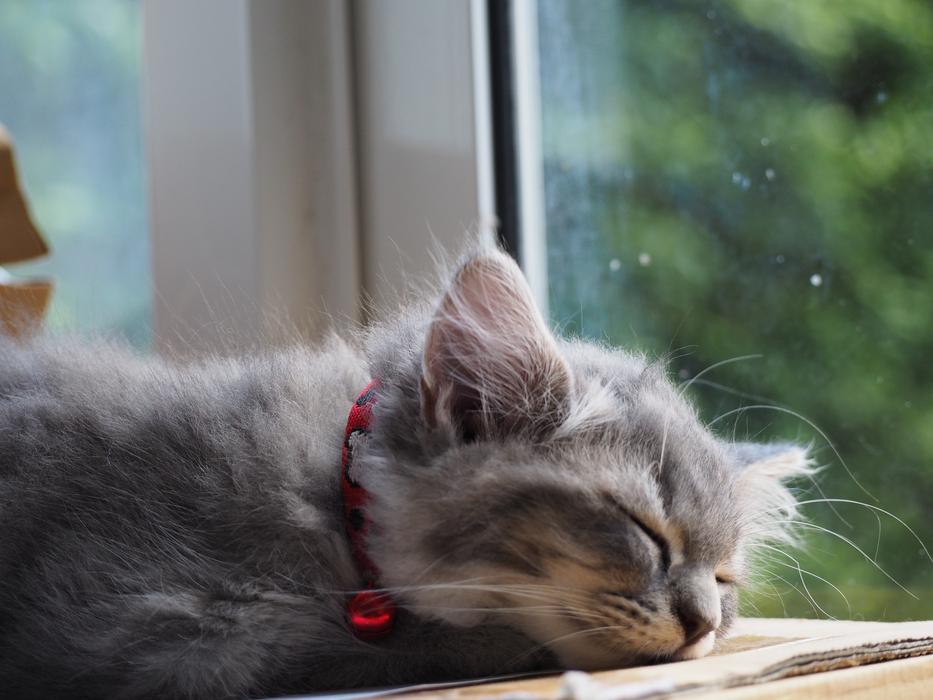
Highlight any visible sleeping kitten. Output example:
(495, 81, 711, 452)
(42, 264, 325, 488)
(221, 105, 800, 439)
(0, 245, 810, 699)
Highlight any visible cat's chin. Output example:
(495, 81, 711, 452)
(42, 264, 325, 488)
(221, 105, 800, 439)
(553, 633, 715, 671)
(551, 643, 629, 672)
(671, 631, 716, 661)
(545, 631, 717, 670)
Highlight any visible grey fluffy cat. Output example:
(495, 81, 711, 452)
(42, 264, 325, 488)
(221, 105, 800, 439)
(0, 245, 810, 699)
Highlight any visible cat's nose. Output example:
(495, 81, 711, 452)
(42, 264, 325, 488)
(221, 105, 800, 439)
(676, 602, 717, 646)
(672, 569, 721, 646)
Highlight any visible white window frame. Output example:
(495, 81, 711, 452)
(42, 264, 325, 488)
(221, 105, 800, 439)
(143, 0, 504, 354)
(510, 0, 549, 318)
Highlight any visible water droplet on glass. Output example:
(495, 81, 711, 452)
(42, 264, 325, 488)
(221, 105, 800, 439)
(809, 273, 823, 287)
(905, 401, 912, 408)
(638, 252, 652, 267)
(609, 258, 621, 272)
(765, 168, 776, 180)
(876, 91, 888, 104)
(732, 171, 751, 190)
(678, 368, 690, 379)
(775, 255, 785, 264)
(707, 9, 716, 19)
(760, 137, 770, 147)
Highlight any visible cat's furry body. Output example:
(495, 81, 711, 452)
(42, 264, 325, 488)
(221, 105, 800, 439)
(0, 338, 540, 697)
(0, 247, 809, 698)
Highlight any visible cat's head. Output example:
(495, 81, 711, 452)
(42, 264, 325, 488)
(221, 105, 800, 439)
(362, 246, 812, 669)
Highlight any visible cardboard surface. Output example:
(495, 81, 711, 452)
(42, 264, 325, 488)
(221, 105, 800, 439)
(708, 655, 933, 700)
(0, 279, 53, 337)
(0, 124, 47, 265)
(0, 123, 52, 336)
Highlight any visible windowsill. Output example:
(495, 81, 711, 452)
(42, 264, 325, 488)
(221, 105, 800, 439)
(340, 618, 933, 700)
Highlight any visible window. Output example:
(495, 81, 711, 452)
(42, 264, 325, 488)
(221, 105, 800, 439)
(4, 0, 926, 622)
(515, 0, 932, 620)
(0, 0, 149, 345)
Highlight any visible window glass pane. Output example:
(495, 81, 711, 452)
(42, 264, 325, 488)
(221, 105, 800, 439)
(0, 0, 149, 345)
(537, 0, 931, 620)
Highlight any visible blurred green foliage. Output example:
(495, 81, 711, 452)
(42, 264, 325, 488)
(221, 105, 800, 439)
(539, 0, 932, 620)
(0, 0, 148, 345)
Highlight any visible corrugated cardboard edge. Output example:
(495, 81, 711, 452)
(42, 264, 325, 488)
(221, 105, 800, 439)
(392, 619, 933, 700)
(0, 280, 53, 337)
(709, 654, 933, 699)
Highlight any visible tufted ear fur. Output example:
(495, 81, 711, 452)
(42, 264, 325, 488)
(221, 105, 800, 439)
(729, 442, 815, 547)
(421, 251, 571, 441)
(730, 442, 813, 478)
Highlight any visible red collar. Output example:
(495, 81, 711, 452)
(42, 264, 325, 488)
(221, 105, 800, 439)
(341, 379, 396, 639)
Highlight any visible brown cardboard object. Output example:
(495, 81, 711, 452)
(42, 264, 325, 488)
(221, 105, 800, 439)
(0, 123, 52, 336)
(386, 619, 933, 700)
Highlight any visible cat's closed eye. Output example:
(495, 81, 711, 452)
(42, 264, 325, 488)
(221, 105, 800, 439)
(627, 513, 672, 570)
(600, 499, 672, 570)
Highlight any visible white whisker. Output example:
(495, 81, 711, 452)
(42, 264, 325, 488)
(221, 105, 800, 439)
(782, 520, 917, 599)
(795, 498, 932, 563)
(709, 404, 876, 502)
(679, 354, 763, 396)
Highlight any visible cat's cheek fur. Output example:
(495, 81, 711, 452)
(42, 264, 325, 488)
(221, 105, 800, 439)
(520, 614, 622, 670)
(718, 586, 739, 635)
(525, 611, 689, 670)
(396, 563, 514, 628)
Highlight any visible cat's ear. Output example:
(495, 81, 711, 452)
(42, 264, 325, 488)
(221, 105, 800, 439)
(421, 251, 571, 441)
(729, 442, 813, 480)
(728, 442, 815, 544)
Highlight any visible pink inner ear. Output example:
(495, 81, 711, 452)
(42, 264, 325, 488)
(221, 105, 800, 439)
(422, 253, 571, 439)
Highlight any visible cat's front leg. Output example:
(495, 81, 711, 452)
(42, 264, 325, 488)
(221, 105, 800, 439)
(5, 589, 348, 700)
(285, 611, 556, 693)
(8, 587, 551, 698)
